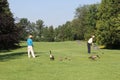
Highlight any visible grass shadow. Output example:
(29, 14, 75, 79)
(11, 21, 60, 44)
(0, 52, 26, 62)
(0, 51, 49, 62)
(0, 50, 12, 53)
(35, 51, 49, 57)
(0, 45, 27, 53)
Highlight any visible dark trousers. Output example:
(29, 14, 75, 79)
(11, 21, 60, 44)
(87, 43, 91, 54)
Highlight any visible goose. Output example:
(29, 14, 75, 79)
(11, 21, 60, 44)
(49, 50, 54, 60)
(89, 55, 100, 60)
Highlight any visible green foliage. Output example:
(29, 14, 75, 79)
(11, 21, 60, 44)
(56, 4, 99, 41)
(96, 0, 120, 48)
(12, 3, 100, 42)
(74, 5, 89, 40)
(55, 22, 74, 41)
(7, 0, 119, 49)
(42, 26, 55, 42)
(16, 18, 31, 40)
(35, 19, 44, 41)
(0, 0, 20, 49)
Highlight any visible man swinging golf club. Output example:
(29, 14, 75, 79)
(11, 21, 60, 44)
(87, 35, 95, 54)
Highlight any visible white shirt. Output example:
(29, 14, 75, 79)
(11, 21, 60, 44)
(88, 38, 93, 44)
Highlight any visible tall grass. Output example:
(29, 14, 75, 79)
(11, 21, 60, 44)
(0, 41, 120, 80)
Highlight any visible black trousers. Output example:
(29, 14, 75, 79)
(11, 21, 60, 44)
(87, 43, 91, 54)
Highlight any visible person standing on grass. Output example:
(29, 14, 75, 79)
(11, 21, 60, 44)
(27, 34, 35, 58)
(87, 35, 95, 54)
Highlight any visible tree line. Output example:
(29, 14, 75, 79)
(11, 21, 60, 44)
(16, 4, 101, 42)
(0, 0, 120, 49)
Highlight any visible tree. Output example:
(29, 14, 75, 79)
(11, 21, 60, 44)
(96, 0, 120, 48)
(74, 4, 99, 40)
(47, 26, 55, 42)
(16, 18, 31, 40)
(54, 25, 65, 41)
(54, 4, 99, 41)
(36, 19, 44, 41)
(41, 26, 55, 42)
(74, 5, 89, 40)
(0, 0, 20, 49)
(84, 4, 99, 40)
(62, 21, 73, 40)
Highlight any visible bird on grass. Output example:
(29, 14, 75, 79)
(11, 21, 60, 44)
(88, 55, 100, 60)
(49, 50, 54, 60)
(64, 57, 71, 61)
(59, 57, 71, 61)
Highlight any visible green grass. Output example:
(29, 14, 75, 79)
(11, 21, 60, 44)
(0, 41, 120, 80)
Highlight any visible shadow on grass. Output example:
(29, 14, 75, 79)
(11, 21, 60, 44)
(0, 51, 48, 62)
(0, 45, 27, 62)
(35, 51, 49, 57)
(0, 45, 27, 53)
(0, 52, 26, 62)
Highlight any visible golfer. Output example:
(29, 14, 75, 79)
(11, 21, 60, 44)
(87, 35, 95, 54)
(27, 34, 35, 58)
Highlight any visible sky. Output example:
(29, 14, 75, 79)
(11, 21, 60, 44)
(8, 0, 101, 27)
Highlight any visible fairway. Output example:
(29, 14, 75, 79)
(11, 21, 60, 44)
(0, 41, 120, 80)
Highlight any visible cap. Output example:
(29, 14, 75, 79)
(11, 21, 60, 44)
(29, 35, 33, 38)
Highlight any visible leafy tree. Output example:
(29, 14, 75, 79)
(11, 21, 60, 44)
(71, 18, 86, 40)
(54, 4, 99, 41)
(84, 4, 99, 40)
(54, 26, 61, 41)
(62, 21, 73, 40)
(0, 0, 20, 49)
(36, 19, 44, 41)
(41, 26, 55, 42)
(41, 26, 48, 41)
(74, 4, 99, 40)
(96, 0, 120, 48)
(74, 5, 89, 40)
(55, 25, 65, 41)
(47, 26, 55, 42)
(16, 18, 31, 40)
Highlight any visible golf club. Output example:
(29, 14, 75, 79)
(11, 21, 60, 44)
(93, 43, 104, 54)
